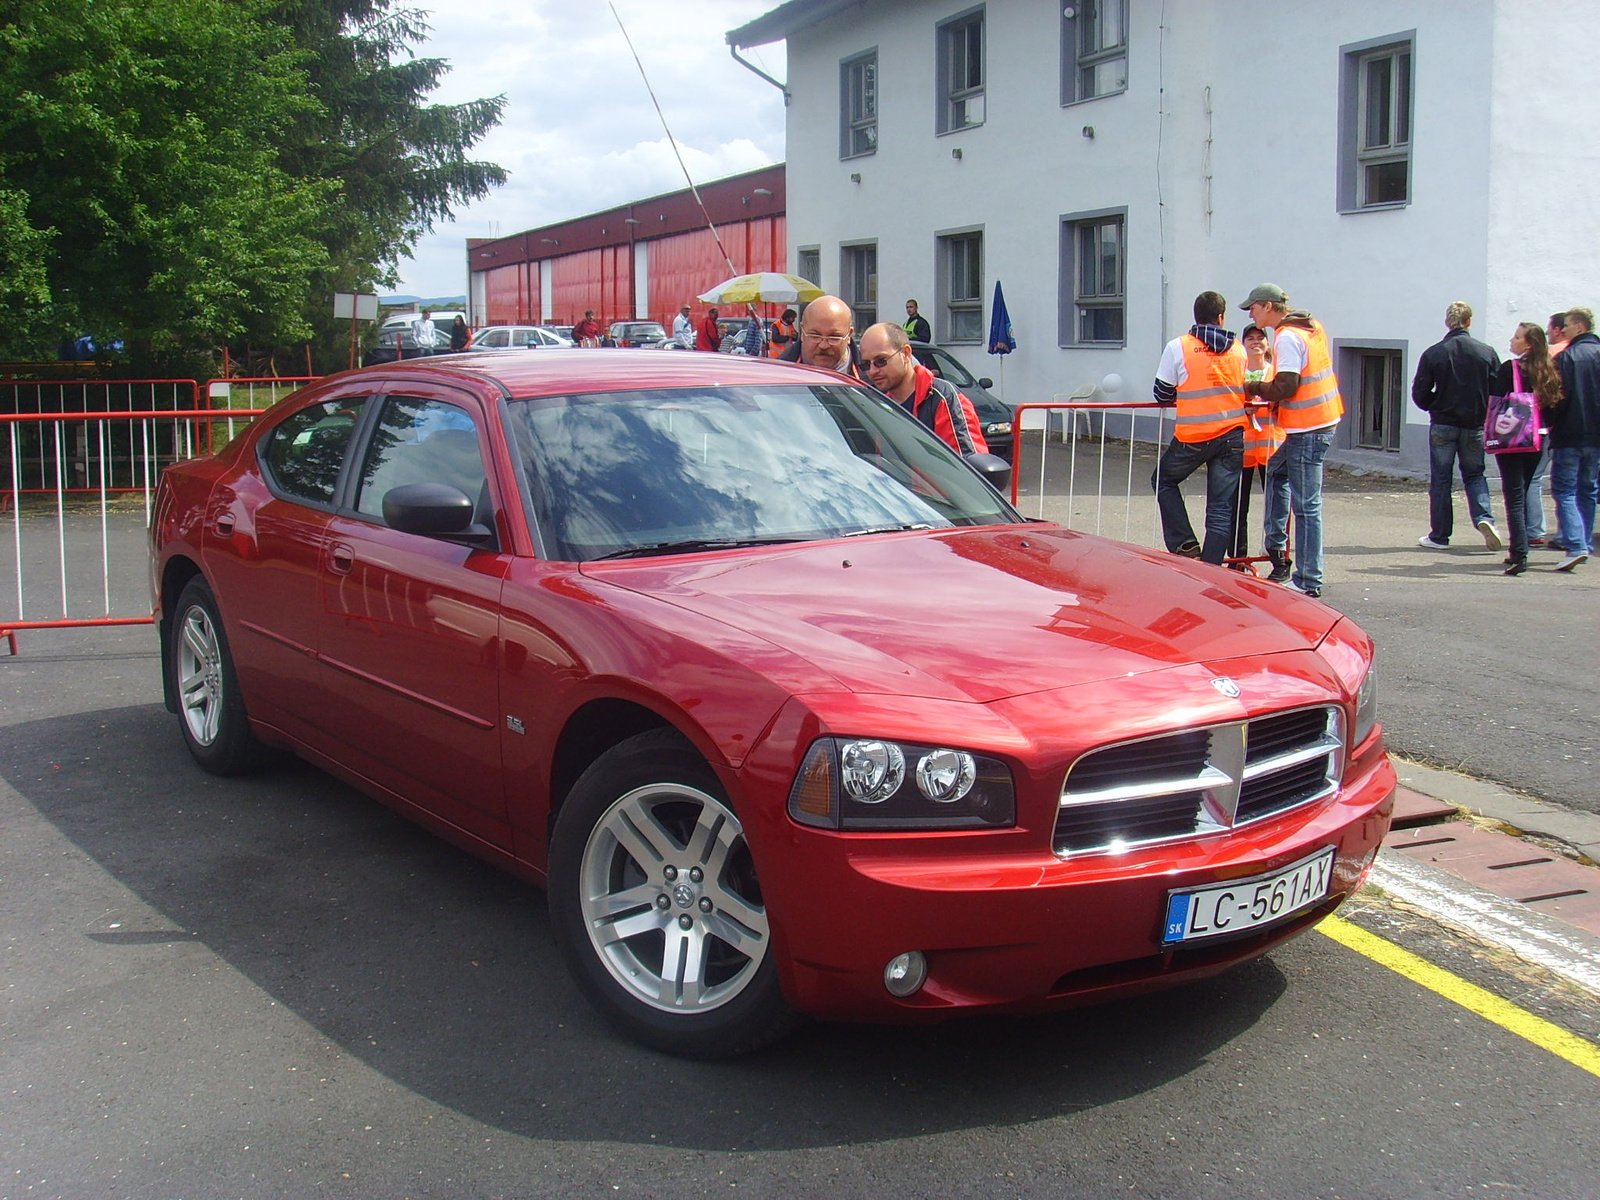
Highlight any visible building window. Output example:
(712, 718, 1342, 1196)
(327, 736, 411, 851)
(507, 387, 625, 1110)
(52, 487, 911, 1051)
(841, 242, 877, 329)
(1060, 210, 1125, 345)
(1339, 34, 1413, 211)
(938, 230, 983, 343)
(840, 51, 877, 159)
(937, 8, 985, 134)
(1062, 0, 1128, 104)
(1345, 347, 1405, 451)
(797, 246, 821, 288)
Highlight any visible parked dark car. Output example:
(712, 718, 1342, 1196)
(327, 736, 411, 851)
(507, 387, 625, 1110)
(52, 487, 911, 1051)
(912, 345, 1014, 462)
(150, 349, 1393, 1060)
(606, 321, 669, 349)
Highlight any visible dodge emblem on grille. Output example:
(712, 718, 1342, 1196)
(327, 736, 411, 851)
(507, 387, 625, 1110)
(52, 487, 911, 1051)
(1210, 677, 1241, 698)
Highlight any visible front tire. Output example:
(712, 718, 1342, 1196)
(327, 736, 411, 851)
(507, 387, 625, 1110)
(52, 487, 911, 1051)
(169, 576, 271, 776)
(548, 729, 800, 1058)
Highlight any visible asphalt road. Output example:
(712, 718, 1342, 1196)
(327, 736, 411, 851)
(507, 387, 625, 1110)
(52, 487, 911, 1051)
(3, 627, 1599, 1200)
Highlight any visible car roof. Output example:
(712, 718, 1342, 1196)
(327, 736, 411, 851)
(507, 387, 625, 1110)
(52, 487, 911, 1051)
(342, 347, 853, 399)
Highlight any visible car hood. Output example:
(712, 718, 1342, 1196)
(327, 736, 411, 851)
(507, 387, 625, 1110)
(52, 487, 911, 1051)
(582, 526, 1337, 704)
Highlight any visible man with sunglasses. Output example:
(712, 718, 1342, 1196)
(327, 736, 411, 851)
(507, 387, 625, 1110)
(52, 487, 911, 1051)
(777, 294, 864, 379)
(859, 322, 988, 455)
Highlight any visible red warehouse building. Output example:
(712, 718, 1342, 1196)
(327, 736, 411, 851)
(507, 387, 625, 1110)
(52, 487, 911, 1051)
(467, 165, 787, 331)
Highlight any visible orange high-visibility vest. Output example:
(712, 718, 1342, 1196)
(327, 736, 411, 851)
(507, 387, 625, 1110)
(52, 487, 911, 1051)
(1243, 362, 1284, 468)
(1173, 336, 1248, 444)
(1273, 319, 1343, 431)
(768, 318, 795, 359)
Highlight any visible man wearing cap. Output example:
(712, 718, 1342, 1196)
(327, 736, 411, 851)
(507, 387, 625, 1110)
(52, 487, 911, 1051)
(1241, 283, 1344, 598)
(672, 304, 695, 350)
(1150, 290, 1249, 565)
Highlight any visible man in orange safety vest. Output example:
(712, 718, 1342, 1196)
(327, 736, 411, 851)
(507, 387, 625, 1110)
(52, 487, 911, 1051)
(1151, 290, 1249, 566)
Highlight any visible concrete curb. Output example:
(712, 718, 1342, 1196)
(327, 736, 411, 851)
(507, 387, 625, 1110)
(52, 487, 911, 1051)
(1366, 850, 1600, 999)
(1391, 757, 1600, 863)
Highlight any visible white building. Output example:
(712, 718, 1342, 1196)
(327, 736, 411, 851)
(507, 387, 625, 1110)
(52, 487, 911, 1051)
(728, 0, 1600, 474)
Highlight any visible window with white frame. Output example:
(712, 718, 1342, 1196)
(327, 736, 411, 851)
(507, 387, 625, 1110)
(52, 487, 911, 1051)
(841, 242, 877, 329)
(937, 8, 985, 134)
(1062, 0, 1127, 104)
(797, 246, 821, 289)
(1338, 34, 1413, 211)
(1060, 210, 1125, 345)
(840, 50, 877, 159)
(1344, 346, 1405, 451)
(939, 230, 983, 343)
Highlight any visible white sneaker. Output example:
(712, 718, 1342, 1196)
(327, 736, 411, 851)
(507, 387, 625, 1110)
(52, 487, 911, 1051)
(1556, 552, 1589, 572)
(1416, 534, 1448, 549)
(1476, 519, 1503, 552)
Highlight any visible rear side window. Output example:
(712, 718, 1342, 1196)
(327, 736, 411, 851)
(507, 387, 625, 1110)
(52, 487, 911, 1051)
(261, 398, 369, 505)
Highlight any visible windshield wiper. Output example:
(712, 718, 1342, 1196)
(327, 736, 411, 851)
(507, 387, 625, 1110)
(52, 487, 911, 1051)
(592, 537, 806, 561)
(841, 523, 935, 537)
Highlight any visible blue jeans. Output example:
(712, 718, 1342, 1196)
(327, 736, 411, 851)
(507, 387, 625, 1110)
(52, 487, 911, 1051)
(1151, 427, 1244, 564)
(1264, 426, 1335, 592)
(1427, 423, 1493, 543)
(1526, 454, 1547, 540)
(1548, 446, 1599, 555)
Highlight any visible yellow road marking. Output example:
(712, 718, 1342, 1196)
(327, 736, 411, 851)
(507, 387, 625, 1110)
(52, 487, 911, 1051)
(1318, 915, 1600, 1080)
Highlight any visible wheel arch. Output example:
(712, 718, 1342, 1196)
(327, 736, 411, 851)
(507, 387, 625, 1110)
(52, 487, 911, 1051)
(547, 698, 690, 833)
(157, 554, 205, 714)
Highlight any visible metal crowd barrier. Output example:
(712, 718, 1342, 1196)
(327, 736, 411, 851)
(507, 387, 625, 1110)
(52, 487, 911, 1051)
(1010, 398, 1172, 549)
(1, 407, 267, 653)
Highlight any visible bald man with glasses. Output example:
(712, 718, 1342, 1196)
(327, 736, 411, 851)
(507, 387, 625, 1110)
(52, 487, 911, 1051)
(777, 295, 864, 379)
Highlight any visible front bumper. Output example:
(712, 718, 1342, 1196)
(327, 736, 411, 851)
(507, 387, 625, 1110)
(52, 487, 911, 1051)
(735, 690, 1395, 1024)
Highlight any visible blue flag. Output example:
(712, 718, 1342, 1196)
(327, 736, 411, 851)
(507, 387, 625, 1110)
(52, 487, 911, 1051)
(988, 280, 1015, 355)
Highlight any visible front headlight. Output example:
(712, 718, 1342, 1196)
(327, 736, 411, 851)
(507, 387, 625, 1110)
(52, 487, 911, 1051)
(788, 737, 1016, 830)
(1352, 663, 1377, 748)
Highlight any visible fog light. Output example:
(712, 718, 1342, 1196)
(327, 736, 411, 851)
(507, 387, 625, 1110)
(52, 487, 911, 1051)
(883, 950, 927, 997)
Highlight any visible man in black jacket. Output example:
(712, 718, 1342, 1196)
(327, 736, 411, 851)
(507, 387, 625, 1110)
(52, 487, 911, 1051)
(1551, 306, 1600, 570)
(1411, 301, 1502, 550)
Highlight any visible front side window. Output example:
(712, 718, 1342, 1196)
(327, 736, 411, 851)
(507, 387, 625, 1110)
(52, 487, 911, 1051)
(1062, 0, 1128, 104)
(937, 9, 985, 134)
(1339, 35, 1414, 211)
(841, 51, 878, 159)
(941, 232, 983, 343)
(506, 385, 1018, 562)
(260, 397, 369, 506)
(1061, 213, 1125, 345)
(353, 397, 485, 521)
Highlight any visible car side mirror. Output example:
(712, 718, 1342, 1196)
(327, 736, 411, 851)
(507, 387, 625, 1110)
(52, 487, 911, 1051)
(382, 482, 496, 547)
(963, 451, 1012, 494)
(978, 377, 993, 389)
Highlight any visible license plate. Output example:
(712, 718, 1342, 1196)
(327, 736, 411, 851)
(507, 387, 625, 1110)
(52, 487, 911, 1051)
(1162, 847, 1335, 945)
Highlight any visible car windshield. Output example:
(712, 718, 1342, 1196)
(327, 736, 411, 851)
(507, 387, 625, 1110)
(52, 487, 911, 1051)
(505, 383, 1018, 561)
(925, 348, 977, 388)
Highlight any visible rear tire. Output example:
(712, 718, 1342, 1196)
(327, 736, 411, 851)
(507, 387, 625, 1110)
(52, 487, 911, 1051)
(169, 577, 272, 776)
(548, 729, 801, 1058)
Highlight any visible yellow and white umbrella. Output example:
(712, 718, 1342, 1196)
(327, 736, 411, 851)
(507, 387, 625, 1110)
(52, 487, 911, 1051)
(696, 272, 824, 306)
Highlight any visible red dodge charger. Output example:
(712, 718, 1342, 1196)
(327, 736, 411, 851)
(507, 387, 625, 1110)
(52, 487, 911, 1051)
(150, 350, 1394, 1057)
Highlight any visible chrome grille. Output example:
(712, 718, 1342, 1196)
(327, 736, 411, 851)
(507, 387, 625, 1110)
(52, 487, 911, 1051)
(1054, 706, 1343, 856)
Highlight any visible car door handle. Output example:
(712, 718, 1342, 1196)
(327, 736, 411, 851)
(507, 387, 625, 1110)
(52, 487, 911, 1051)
(214, 513, 235, 537)
(328, 543, 354, 575)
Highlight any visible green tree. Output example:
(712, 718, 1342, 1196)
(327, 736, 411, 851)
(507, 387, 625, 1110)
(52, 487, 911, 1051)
(0, 0, 506, 370)
(0, 0, 337, 362)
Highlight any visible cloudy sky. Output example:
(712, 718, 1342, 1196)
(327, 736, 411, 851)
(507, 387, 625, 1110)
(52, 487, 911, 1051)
(391, 0, 789, 299)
